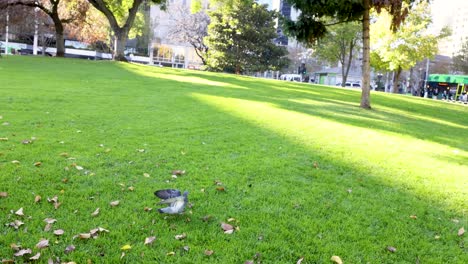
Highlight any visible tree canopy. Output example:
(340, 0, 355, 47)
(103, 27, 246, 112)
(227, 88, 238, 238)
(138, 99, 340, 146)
(313, 21, 361, 87)
(205, 0, 288, 74)
(452, 39, 468, 74)
(370, 1, 450, 93)
(87, 0, 165, 61)
(284, 0, 419, 109)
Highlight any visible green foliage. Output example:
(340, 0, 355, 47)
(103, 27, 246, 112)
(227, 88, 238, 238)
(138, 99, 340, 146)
(452, 39, 468, 74)
(205, 0, 288, 73)
(370, 2, 448, 72)
(313, 21, 361, 65)
(0, 56, 467, 263)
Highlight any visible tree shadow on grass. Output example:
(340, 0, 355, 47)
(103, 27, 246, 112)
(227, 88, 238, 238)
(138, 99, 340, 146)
(156, 70, 468, 152)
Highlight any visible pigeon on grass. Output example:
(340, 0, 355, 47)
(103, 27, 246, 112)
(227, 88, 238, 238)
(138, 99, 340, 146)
(154, 189, 189, 214)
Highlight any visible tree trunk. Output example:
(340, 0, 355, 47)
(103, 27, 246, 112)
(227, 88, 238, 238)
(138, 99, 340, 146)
(392, 66, 402, 93)
(50, 5, 65, 57)
(114, 29, 128, 62)
(360, 0, 371, 109)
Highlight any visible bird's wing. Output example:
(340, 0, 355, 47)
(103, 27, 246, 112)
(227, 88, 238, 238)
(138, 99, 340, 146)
(157, 196, 183, 205)
(154, 189, 181, 199)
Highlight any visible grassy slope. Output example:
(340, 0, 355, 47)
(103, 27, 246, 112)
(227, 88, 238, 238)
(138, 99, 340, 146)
(0, 56, 467, 263)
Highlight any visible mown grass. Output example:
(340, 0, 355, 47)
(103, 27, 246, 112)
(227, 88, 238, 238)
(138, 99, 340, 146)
(0, 56, 467, 263)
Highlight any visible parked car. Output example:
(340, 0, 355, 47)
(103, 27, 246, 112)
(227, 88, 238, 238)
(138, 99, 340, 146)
(336, 82, 361, 88)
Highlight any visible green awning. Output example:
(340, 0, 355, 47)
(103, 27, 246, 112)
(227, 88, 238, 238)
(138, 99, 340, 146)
(428, 74, 468, 84)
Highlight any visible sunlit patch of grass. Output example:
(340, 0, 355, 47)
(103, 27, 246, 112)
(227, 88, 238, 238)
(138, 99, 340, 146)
(0, 56, 467, 263)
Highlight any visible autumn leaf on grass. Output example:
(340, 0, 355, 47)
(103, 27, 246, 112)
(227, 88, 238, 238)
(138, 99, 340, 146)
(11, 243, 21, 251)
(221, 223, 234, 234)
(458, 227, 465, 236)
(144, 236, 156, 245)
(44, 223, 52, 232)
(204, 250, 214, 256)
(9, 220, 24, 229)
(175, 233, 187, 240)
(2, 259, 14, 263)
(91, 208, 100, 217)
(34, 162, 42, 167)
(47, 196, 58, 204)
(331, 256, 343, 264)
(297, 257, 304, 264)
(76, 233, 91, 239)
(36, 239, 49, 249)
(44, 218, 57, 224)
(0, 192, 7, 198)
(386, 246, 397, 253)
(54, 229, 65, 236)
(121, 244, 132, 250)
(64, 245, 75, 254)
(14, 249, 32, 257)
(143, 173, 150, 178)
(15, 207, 24, 216)
(110, 200, 120, 207)
(171, 170, 186, 176)
(30, 253, 40, 260)
(22, 139, 32, 144)
(410, 215, 417, 219)
(34, 195, 41, 203)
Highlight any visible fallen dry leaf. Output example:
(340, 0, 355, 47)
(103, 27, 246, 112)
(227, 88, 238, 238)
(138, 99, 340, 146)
(44, 223, 52, 232)
(183, 246, 190, 252)
(54, 229, 65, 236)
(1, 259, 14, 264)
(11, 243, 21, 251)
(216, 186, 225, 192)
(15, 207, 24, 216)
(44, 218, 57, 224)
(47, 196, 58, 204)
(29, 253, 40, 260)
(34, 195, 41, 203)
(91, 208, 100, 217)
(0, 192, 7, 198)
(330, 255, 343, 264)
(54, 202, 61, 210)
(34, 162, 42, 167)
(175, 233, 187, 240)
(75, 166, 84, 171)
(9, 220, 24, 229)
(64, 245, 75, 254)
(221, 222, 234, 232)
(120, 252, 125, 259)
(204, 250, 214, 256)
(36, 239, 49, 249)
(78, 233, 91, 239)
(410, 215, 417, 219)
(143, 173, 150, 178)
(121, 244, 132, 250)
(387, 246, 397, 253)
(297, 257, 304, 264)
(144, 207, 152, 212)
(434, 235, 441, 240)
(458, 227, 465, 236)
(166, 252, 175, 256)
(110, 200, 120, 207)
(22, 139, 32, 144)
(172, 170, 186, 176)
(0, 137, 8, 141)
(144, 236, 156, 245)
(60, 152, 69, 157)
(11, 160, 20, 164)
(128, 186, 135, 191)
(14, 248, 32, 257)
(227, 218, 236, 222)
(313, 162, 319, 168)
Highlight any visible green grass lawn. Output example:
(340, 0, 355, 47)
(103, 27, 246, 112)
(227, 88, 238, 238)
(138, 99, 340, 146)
(0, 56, 467, 263)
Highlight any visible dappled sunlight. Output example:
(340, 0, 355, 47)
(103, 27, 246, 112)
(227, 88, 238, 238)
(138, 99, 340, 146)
(121, 63, 249, 90)
(192, 93, 468, 212)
